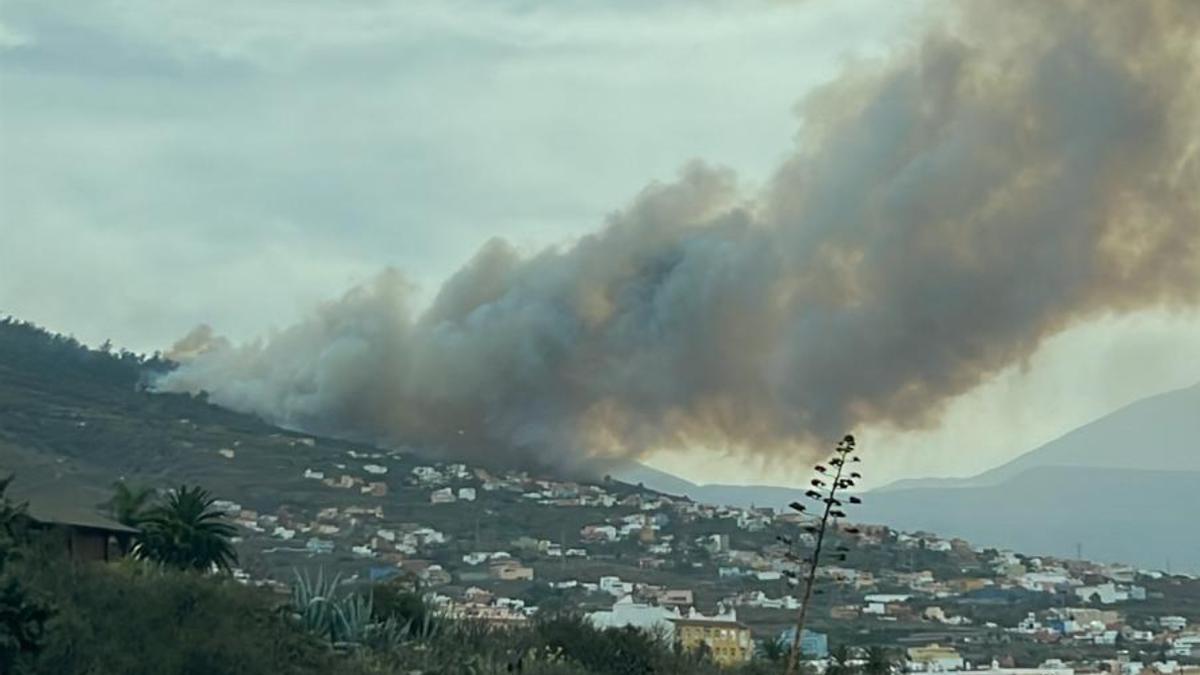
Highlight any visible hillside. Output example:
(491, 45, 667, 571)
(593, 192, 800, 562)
(5, 316, 1200, 656)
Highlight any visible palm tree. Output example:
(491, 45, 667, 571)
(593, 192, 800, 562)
(864, 646, 894, 675)
(136, 485, 238, 572)
(106, 481, 154, 527)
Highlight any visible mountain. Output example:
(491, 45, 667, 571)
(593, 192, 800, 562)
(620, 383, 1200, 572)
(855, 465, 1200, 572)
(875, 382, 1200, 492)
(612, 462, 812, 511)
(854, 383, 1200, 571)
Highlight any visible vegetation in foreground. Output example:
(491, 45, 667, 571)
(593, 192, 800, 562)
(1, 480, 865, 675)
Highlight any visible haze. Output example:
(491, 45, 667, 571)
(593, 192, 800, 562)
(2, 0, 1198, 488)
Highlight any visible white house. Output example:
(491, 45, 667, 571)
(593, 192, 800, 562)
(599, 576, 634, 597)
(1073, 582, 1142, 604)
(463, 552, 490, 565)
(588, 596, 681, 638)
(1161, 616, 1188, 632)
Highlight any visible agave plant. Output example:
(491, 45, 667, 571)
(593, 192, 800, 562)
(291, 567, 396, 648)
(291, 568, 345, 642)
(332, 591, 375, 647)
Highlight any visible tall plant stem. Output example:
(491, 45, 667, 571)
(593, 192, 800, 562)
(785, 453, 847, 675)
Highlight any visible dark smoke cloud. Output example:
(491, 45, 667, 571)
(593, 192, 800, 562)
(157, 1, 1200, 471)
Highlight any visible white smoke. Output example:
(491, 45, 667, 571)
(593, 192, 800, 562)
(157, 1, 1200, 472)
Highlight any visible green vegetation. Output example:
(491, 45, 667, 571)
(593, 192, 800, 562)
(106, 481, 155, 527)
(0, 477, 53, 672)
(0, 480, 795, 674)
(136, 484, 239, 572)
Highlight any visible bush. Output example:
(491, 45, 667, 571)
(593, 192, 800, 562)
(10, 543, 355, 675)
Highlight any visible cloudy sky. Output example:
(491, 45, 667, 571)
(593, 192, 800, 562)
(3, 0, 1198, 487)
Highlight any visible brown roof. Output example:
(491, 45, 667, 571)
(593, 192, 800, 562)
(12, 485, 140, 534)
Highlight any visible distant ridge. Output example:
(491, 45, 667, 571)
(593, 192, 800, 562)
(875, 381, 1200, 492)
(617, 382, 1200, 571)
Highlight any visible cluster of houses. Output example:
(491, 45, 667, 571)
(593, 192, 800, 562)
(1013, 611, 1199, 657)
(902, 644, 1198, 675)
(207, 445, 1200, 673)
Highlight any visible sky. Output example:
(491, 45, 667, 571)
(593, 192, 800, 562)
(3, 0, 1199, 487)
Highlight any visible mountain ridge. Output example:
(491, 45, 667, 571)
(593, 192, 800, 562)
(615, 381, 1200, 571)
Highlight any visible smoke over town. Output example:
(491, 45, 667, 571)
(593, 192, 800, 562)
(156, 1, 1200, 472)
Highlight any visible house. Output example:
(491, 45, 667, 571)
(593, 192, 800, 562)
(599, 575, 633, 596)
(412, 466, 442, 483)
(306, 537, 334, 554)
(581, 524, 618, 542)
(1170, 633, 1200, 658)
(672, 613, 752, 666)
(420, 564, 452, 586)
(977, 660, 1075, 675)
(489, 560, 534, 581)
(1073, 582, 1145, 604)
(777, 628, 829, 659)
(362, 481, 388, 497)
(589, 596, 681, 637)
(906, 644, 964, 672)
(1161, 616, 1189, 632)
(463, 552, 490, 566)
(430, 487, 456, 504)
(656, 589, 694, 608)
(323, 475, 358, 489)
(457, 487, 477, 502)
(23, 496, 139, 563)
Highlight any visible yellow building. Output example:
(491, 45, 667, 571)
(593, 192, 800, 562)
(906, 644, 964, 672)
(672, 617, 752, 666)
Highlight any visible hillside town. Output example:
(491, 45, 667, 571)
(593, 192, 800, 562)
(210, 442, 1200, 673)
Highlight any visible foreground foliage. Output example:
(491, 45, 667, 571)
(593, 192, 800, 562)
(135, 484, 240, 572)
(3, 544, 790, 674)
(1, 481, 792, 674)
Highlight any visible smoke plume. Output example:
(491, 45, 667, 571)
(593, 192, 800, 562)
(157, 1, 1200, 472)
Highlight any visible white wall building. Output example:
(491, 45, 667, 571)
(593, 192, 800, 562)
(588, 596, 680, 638)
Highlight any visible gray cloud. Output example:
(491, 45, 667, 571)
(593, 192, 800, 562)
(150, 1, 1198, 471)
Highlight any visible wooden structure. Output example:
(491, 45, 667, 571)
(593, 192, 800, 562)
(24, 498, 139, 563)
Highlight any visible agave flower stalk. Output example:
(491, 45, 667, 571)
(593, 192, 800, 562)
(784, 434, 864, 675)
